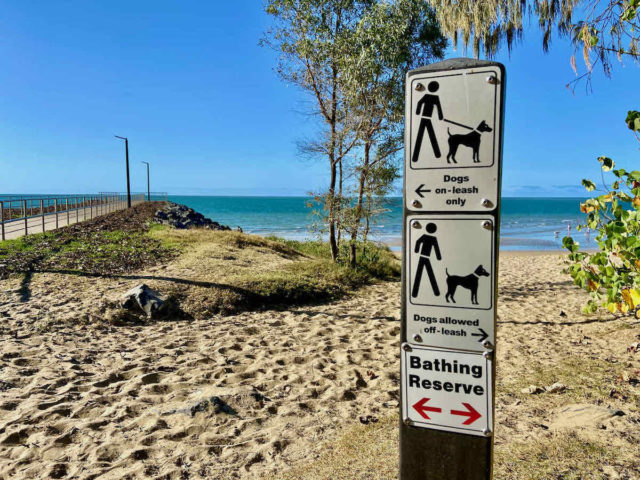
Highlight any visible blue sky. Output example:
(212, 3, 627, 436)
(0, 1, 638, 197)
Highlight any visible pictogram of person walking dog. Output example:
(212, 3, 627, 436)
(411, 222, 490, 305)
(412, 80, 493, 165)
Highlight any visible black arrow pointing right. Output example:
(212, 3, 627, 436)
(472, 328, 489, 343)
(415, 184, 431, 198)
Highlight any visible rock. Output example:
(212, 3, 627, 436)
(153, 202, 233, 231)
(120, 284, 166, 319)
(545, 382, 567, 393)
(359, 415, 379, 425)
(355, 370, 368, 389)
(521, 385, 544, 394)
(549, 403, 625, 431)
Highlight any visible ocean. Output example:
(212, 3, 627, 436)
(167, 196, 591, 252)
(0, 194, 590, 251)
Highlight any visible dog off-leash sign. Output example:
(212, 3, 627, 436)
(400, 59, 505, 479)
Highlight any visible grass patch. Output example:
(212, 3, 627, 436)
(1, 208, 400, 321)
(0, 202, 175, 276)
(146, 229, 400, 318)
(266, 416, 399, 480)
(495, 432, 617, 480)
(267, 236, 400, 281)
(267, 418, 623, 480)
(505, 356, 640, 404)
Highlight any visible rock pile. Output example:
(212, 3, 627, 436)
(154, 203, 232, 230)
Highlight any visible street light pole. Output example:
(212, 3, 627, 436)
(141, 161, 150, 201)
(114, 135, 131, 208)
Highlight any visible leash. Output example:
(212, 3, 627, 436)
(443, 118, 474, 130)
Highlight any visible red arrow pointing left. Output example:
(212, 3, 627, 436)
(450, 403, 482, 425)
(412, 398, 442, 420)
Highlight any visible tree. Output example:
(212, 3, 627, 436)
(262, 0, 371, 262)
(264, 0, 446, 265)
(339, 0, 446, 266)
(425, 0, 639, 84)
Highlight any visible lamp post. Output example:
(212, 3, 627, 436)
(114, 135, 131, 208)
(141, 161, 150, 201)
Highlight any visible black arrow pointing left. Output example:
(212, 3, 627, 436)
(415, 184, 431, 198)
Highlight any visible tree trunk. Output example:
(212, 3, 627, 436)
(328, 154, 339, 262)
(337, 157, 343, 246)
(349, 140, 371, 267)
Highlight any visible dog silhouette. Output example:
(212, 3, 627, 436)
(445, 265, 490, 305)
(446, 120, 493, 164)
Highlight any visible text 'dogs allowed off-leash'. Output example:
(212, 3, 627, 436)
(405, 215, 495, 352)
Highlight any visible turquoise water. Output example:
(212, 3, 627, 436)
(1, 194, 590, 251)
(168, 196, 591, 251)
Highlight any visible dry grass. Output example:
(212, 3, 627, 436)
(265, 416, 399, 480)
(496, 432, 617, 480)
(140, 228, 398, 319)
(264, 415, 627, 480)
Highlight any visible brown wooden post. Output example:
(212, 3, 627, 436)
(41, 199, 45, 232)
(23, 200, 28, 235)
(400, 59, 505, 480)
(55, 198, 59, 229)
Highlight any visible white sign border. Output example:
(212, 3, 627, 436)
(406, 214, 495, 312)
(401, 343, 493, 437)
(408, 68, 501, 172)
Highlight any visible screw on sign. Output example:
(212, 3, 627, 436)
(400, 58, 505, 480)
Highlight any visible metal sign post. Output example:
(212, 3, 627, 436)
(400, 58, 505, 480)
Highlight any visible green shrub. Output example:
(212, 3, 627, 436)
(564, 110, 640, 315)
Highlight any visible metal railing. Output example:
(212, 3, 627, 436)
(99, 191, 168, 202)
(0, 193, 146, 241)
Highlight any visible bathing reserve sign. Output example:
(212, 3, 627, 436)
(401, 345, 492, 436)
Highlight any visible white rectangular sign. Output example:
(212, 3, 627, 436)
(406, 214, 495, 351)
(401, 344, 492, 436)
(405, 65, 503, 212)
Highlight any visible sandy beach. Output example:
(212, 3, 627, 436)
(1, 248, 639, 479)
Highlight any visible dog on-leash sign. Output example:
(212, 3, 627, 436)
(404, 60, 504, 213)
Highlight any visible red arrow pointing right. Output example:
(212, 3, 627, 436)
(450, 403, 482, 425)
(412, 398, 442, 420)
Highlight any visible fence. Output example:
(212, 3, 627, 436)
(99, 191, 168, 202)
(0, 193, 148, 241)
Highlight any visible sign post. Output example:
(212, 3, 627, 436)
(400, 58, 505, 479)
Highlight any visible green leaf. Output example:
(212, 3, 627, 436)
(621, 6, 637, 22)
(598, 156, 615, 171)
(626, 111, 640, 132)
(582, 179, 596, 192)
